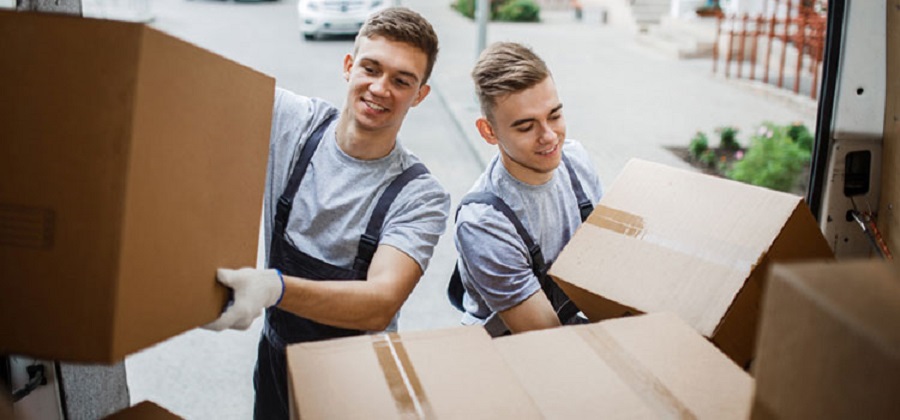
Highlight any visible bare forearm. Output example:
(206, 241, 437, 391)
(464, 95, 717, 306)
(500, 291, 561, 334)
(275, 245, 422, 331)
(276, 276, 403, 331)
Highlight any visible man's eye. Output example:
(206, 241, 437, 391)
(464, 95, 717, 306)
(550, 113, 562, 120)
(395, 78, 411, 87)
(363, 66, 375, 74)
(517, 124, 533, 133)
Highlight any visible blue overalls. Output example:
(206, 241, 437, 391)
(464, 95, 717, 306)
(255, 112, 429, 419)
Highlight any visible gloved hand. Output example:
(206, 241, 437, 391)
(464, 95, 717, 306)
(203, 268, 285, 331)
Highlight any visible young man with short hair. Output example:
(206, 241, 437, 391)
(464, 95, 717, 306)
(452, 42, 603, 336)
(204, 8, 450, 419)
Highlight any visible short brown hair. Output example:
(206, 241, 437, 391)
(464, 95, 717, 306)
(356, 7, 439, 85)
(472, 42, 551, 121)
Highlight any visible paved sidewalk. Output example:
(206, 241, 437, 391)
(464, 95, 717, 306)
(412, 1, 818, 185)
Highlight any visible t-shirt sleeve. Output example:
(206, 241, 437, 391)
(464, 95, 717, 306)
(454, 203, 541, 313)
(378, 176, 451, 273)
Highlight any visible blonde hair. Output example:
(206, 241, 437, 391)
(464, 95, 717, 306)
(472, 42, 550, 121)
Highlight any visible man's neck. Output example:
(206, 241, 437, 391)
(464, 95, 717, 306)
(499, 153, 554, 186)
(334, 115, 397, 160)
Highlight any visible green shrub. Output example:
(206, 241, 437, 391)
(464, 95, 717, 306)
(786, 122, 814, 152)
(727, 122, 811, 192)
(717, 126, 740, 151)
(452, 0, 506, 20)
(452, 0, 539, 21)
(496, 0, 540, 22)
(699, 149, 717, 168)
(688, 131, 709, 159)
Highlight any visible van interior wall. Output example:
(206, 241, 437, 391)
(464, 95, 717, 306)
(881, 3, 899, 257)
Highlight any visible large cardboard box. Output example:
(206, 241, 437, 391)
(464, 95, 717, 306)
(286, 327, 543, 419)
(549, 159, 834, 367)
(495, 313, 754, 419)
(752, 260, 900, 419)
(0, 11, 274, 363)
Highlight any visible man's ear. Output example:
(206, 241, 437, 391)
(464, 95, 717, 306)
(476, 117, 498, 146)
(342, 54, 353, 81)
(412, 84, 431, 107)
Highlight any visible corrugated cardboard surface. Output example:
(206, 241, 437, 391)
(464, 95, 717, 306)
(549, 159, 833, 366)
(752, 260, 900, 420)
(0, 11, 273, 363)
(104, 401, 182, 419)
(495, 313, 754, 419)
(286, 327, 543, 420)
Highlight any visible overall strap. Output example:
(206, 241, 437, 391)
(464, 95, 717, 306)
(352, 162, 430, 272)
(273, 112, 339, 240)
(456, 192, 547, 277)
(447, 191, 548, 312)
(562, 152, 594, 222)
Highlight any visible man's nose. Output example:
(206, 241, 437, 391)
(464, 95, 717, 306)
(538, 121, 556, 143)
(370, 75, 389, 96)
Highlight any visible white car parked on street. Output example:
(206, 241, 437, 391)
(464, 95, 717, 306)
(297, 0, 393, 40)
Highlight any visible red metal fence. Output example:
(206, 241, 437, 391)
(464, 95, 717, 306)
(712, 0, 828, 100)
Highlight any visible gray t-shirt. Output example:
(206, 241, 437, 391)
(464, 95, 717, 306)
(263, 87, 450, 275)
(454, 140, 603, 331)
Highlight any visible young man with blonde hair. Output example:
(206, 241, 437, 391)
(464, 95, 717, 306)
(450, 42, 603, 336)
(205, 8, 450, 419)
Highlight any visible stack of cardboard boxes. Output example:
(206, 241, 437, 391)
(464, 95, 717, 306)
(0, 11, 275, 417)
(288, 313, 755, 419)
(285, 159, 848, 419)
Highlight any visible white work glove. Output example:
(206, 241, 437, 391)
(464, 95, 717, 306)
(203, 268, 285, 331)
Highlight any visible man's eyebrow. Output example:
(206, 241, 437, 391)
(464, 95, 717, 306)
(510, 117, 536, 128)
(510, 103, 564, 128)
(359, 57, 420, 83)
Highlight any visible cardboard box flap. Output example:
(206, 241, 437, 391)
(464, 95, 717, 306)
(596, 313, 753, 419)
(287, 326, 542, 420)
(495, 313, 753, 419)
(494, 320, 656, 418)
(113, 24, 272, 355)
(552, 224, 748, 335)
(551, 159, 805, 337)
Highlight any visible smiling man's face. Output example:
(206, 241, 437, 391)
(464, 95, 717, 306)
(342, 35, 430, 137)
(477, 77, 566, 185)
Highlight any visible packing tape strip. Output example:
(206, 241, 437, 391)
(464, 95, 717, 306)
(372, 333, 434, 420)
(591, 204, 646, 238)
(592, 204, 758, 275)
(576, 327, 698, 419)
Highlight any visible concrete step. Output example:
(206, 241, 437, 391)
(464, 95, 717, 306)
(630, 0, 670, 28)
(637, 16, 719, 59)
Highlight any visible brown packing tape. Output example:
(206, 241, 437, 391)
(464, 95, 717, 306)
(590, 204, 645, 238)
(371, 333, 435, 420)
(590, 204, 760, 274)
(575, 327, 698, 419)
